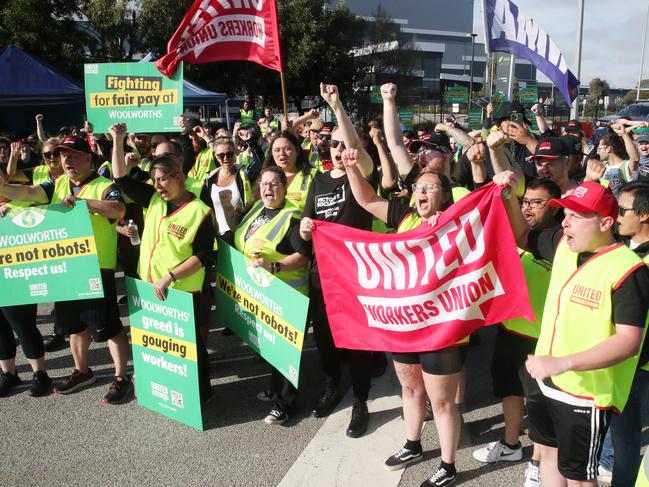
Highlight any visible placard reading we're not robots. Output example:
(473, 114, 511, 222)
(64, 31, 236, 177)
(84, 61, 183, 133)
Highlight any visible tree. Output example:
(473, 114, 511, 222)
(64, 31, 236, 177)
(585, 77, 610, 117)
(0, 0, 90, 76)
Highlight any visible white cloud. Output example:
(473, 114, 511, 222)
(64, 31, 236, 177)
(473, 0, 649, 89)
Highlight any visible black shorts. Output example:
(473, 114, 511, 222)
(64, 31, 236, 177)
(392, 346, 467, 375)
(491, 325, 537, 397)
(526, 377, 612, 481)
(55, 269, 123, 342)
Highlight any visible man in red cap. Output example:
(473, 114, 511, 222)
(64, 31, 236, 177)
(0, 136, 133, 405)
(495, 173, 649, 486)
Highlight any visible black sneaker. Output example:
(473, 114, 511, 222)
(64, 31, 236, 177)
(0, 372, 22, 397)
(43, 332, 66, 352)
(29, 371, 52, 397)
(420, 466, 457, 486)
(54, 368, 96, 395)
(312, 383, 341, 418)
(264, 407, 288, 425)
(385, 445, 423, 471)
(102, 376, 134, 404)
(346, 399, 369, 438)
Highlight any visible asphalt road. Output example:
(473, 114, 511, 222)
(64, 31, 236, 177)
(2, 283, 647, 487)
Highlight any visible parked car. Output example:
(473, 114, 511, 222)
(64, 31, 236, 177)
(593, 101, 649, 141)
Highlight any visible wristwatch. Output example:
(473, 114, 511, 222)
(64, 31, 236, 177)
(271, 262, 281, 274)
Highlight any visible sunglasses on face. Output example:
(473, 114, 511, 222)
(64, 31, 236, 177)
(216, 151, 235, 159)
(43, 151, 58, 159)
(330, 139, 345, 149)
(317, 135, 331, 141)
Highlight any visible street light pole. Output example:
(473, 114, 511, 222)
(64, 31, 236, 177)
(570, 0, 585, 120)
(468, 33, 477, 109)
(637, 1, 649, 100)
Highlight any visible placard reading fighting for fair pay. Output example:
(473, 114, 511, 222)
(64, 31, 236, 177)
(0, 202, 103, 306)
(84, 62, 183, 133)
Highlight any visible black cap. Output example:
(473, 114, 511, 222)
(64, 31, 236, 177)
(497, 101, 530, 125)
(527, 137, 567, 161)
(559, 135, 581, 155)
(408, 132, 452, 154)
(54, 136, 92, 155)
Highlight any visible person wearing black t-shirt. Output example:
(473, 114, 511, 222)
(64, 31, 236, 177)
(299, 83, 376, 439)
(496, 171, 649, 485)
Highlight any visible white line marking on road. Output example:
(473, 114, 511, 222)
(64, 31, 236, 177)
(278, 362, 407, 487)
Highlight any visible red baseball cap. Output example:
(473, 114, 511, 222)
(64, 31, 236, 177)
(548, 181, 618, 220)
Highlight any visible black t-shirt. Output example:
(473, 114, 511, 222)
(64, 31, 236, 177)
(387, 199, 416, 230)
(528, 227, 649, 328)
(241, 206, 311, 257)
(303, 171, 373, 231)
(304, 170, 374, 276)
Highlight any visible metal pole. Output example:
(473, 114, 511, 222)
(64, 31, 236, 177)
(637, 1, 649, 100)
(570, 0, 585, 119)
(507, 54, 515, 101)
(225, 98, 230, 131)
(469, 33, 477, 109)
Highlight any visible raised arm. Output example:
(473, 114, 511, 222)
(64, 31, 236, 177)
(370, 127, 398, 190)
(342, 148, 390, 223)
(110, 123, 129, 179)
(612, 121, 640, 176)
(35, 114, 46, 143)
(530, 104, 550, 134)
(487, 130, 525, 196)
(287, 109, 319, 136)
(320, 83, 373, 177)
(380, 83, 414, 178)
(492, 170, 529, 248)
(434, 123, 475, 153)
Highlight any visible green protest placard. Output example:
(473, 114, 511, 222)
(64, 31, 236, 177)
(447, 86, 469, 104)
(399, 108, 414, 129)
(84, 62, 183, 133)
(0, 202, 103, 306)
(370, 85, 382, 104)
(520, 87, 539, 105)
(468, 109, 482, 130)
(526, 110, 539, 132)
(126, 277, 203, 431)
(214, 242, 309, 388)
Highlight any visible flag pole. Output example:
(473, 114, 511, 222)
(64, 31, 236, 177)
(279, 70, 289, 122)
(481, 0, 493, 97)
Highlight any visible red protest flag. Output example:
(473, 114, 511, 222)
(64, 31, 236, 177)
(156, 0, 283, 77)
(312, 183, 534, 353)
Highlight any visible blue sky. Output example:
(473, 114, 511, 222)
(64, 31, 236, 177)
(472, 0, 649, 89)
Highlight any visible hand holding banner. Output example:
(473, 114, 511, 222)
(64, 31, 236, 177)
(312, 183, 534, 353)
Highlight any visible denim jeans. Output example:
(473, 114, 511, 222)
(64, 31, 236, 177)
(599, 369, 649, 487)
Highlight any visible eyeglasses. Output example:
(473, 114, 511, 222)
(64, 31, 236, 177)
(619, 206, 636, 216)
(521, 198, 549, 209)
(43, 151, 57, 159)
(411, 182, 442, 193)
(597, 145, 608, 150)
(216, 151, 235, 159)
(331, 139, 345, 149)
(0, 145, 7, 150)
(260, 182, 281, 189)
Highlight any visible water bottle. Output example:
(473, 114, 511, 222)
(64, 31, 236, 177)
(127, 219, 140, 246)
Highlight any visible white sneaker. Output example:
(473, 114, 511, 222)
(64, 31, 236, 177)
(472, 441, 523, 463)
(524, 461, 541, 487)
(597, 465, 612, 484)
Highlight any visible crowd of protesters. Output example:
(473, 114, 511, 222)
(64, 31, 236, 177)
(0, 81, 648, 487)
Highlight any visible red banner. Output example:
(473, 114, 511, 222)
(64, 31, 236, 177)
(156, 0, 283, 77)
(312, 183, 534, 353)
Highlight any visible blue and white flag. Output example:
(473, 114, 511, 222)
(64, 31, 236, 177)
(484, 0, 579, 107)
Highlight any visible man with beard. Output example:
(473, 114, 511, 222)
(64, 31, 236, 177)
(473, 178, 561, 487)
